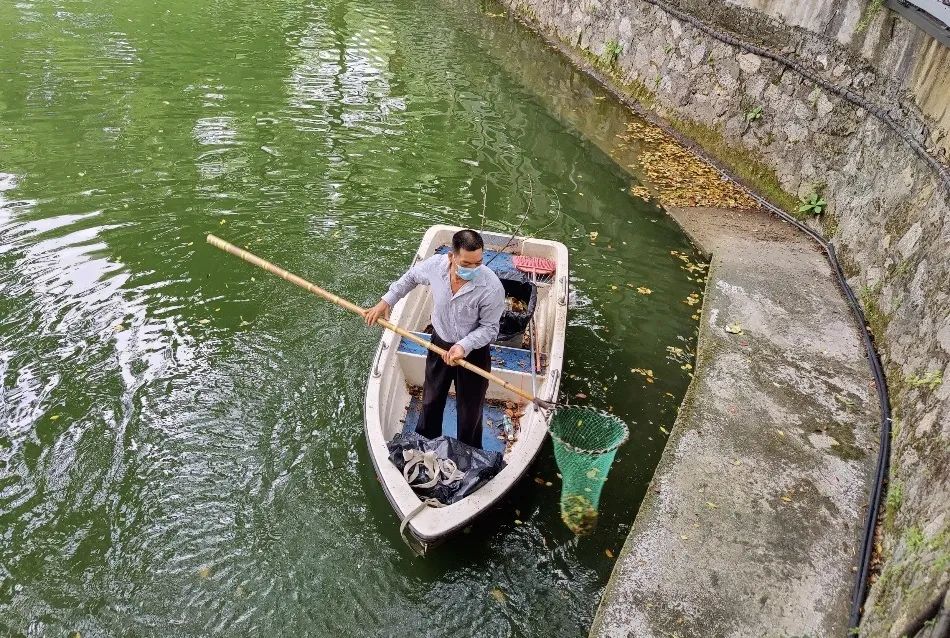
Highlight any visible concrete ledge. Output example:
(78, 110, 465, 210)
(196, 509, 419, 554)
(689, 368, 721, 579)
(590, 207, 880, 637)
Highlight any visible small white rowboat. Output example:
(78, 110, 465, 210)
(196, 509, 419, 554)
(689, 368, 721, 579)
(364, 224, 569, 551)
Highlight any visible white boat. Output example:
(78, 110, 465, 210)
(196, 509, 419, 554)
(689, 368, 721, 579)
(364, 224, 569, 551)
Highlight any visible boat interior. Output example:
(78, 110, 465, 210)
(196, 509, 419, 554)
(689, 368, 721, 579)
(379, 229, 564, 456)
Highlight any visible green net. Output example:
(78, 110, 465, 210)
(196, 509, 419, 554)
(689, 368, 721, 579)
(549, 407, 629, 536)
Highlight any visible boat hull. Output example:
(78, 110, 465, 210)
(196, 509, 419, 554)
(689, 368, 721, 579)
(363, 225, 568, 549)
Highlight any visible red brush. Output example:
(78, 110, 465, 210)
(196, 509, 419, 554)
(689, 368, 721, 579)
(513, 255, 556, 275)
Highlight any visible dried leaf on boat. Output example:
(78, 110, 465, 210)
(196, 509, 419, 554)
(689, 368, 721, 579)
(505, 296, 528, 313)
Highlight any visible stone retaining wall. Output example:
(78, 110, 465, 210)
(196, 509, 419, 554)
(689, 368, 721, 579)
(498, 0, 950, 634)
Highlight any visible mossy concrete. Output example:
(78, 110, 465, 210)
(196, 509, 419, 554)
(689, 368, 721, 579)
(589, 206, 880, 637)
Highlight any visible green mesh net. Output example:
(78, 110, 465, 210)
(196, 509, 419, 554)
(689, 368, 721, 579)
(549, 407, 629, 536)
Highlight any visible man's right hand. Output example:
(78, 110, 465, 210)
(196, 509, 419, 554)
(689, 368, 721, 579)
(364, 300, 391, 326)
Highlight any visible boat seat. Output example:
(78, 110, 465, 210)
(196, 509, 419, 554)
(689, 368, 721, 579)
(396, 331, 537, 401)
(397, 332, 533, 371)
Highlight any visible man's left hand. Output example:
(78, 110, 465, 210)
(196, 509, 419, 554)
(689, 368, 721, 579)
(443, 344, 465, 366)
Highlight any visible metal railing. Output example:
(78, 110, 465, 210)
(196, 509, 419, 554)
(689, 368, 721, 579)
(889, 1, 950, 47)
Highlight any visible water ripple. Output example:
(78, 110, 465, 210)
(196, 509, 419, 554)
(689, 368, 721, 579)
(0, 1, 704, 636)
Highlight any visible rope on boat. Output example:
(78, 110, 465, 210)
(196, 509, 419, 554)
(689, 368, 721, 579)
(397, 450, 466, 554)
(401, 449, 465, 489)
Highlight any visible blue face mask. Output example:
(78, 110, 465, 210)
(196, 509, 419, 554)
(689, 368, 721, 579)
(456, 265, 477, 281)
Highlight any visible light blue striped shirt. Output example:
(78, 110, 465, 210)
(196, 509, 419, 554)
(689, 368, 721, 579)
(382, 254, 506, 355)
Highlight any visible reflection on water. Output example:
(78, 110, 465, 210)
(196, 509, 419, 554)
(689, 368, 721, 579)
(0, 1, 703, 636)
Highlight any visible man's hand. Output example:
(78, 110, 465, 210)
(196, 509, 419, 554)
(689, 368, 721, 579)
(443, 344, 465, 366)
(364, 300, 390, 326)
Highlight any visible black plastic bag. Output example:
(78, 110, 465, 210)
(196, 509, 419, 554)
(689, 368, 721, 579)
(387, 432, 506, 505)
(498, 278, 537, 342)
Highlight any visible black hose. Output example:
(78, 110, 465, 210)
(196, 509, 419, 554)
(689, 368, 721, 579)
(626, 2, 914, 625)
(506, 1, 923, 631)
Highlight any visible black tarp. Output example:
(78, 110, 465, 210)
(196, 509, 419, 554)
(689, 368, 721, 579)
(387, 432, 506, 505)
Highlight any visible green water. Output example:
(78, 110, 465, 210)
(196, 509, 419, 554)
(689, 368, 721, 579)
(0, 1, 704, 636)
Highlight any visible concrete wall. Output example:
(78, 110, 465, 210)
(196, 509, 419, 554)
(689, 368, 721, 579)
(723, 0, 950, 155)
(499, 0, 950, 634)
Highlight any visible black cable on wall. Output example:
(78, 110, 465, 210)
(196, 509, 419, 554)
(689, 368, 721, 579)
(506, 0, 950, 630)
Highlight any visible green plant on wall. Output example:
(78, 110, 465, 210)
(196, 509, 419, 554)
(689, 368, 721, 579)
(798, 191, 827, 215)
(884, 480, 903, 530)
(745, 105, 763, 122)
(907, 369, 943, 391)
(601, 39, 622, 67)
(856, 0, 885, 34)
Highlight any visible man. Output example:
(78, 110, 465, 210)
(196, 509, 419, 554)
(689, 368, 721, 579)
(364, 229, 505, 449)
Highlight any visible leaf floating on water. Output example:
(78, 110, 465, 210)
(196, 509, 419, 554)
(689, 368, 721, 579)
(605, 549, 615, 558)
(490, 588, 506, 603)
(589, 231, 599, 242)
(198, 319, 210, 325)
(705, 501, 718, 509)
(637, 287, 652, 295)
(198, 565, 212, 579)
(50, 414, 61, 421)
(611, 285, 618, 290)
(219, 219, 226, 225)
(781, 495, 793, 503)
(575, 392, 587, 399)
(725, 323, 743, 334)
(659, 426, 669, 434)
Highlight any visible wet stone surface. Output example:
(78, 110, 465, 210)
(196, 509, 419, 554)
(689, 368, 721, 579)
(590, 206, 879, 637)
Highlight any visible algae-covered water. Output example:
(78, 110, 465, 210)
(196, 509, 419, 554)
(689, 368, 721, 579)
(0, 1, 703, 635)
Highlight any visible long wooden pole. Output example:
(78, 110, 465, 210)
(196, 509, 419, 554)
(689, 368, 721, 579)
(206, 234, 551, 407)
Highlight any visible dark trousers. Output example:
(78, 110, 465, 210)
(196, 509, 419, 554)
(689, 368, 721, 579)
(417, 331, 491, 449)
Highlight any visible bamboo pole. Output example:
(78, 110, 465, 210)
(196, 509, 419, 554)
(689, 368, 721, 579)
(206, 234, 551, 407)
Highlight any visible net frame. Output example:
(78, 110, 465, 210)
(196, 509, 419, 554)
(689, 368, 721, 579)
(546, 406, 630, 536)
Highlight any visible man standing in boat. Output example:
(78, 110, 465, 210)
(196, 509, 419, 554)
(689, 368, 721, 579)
(364, 229, 506, 450)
